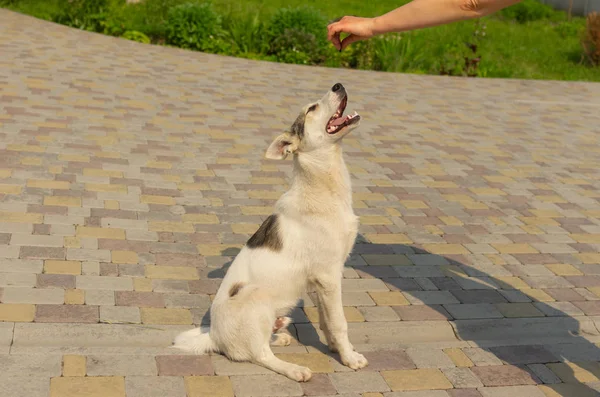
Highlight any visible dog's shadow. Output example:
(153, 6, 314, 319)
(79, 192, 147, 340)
(203, 236, 599, 395)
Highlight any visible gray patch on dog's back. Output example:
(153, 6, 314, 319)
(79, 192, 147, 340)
(229, 282, 245, 297)
(290, 113, 305, 139)
(246, 214, 282, 251)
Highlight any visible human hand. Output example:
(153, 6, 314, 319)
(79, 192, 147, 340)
(327, 16, 377, 51)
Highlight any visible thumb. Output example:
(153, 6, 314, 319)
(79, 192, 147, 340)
(340, 34, 363, 51)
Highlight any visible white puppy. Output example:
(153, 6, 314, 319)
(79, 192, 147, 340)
(173, 83, 367, 382)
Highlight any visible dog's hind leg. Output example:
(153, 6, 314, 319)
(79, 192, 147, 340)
(255, 343, 312, 382)
(270, 316, 292, 346)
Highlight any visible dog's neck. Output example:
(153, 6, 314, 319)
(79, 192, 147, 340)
(286, 145, 353, 214)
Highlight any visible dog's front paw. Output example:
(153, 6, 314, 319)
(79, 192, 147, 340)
(287, 364, 312, 382)
(342, 351, 368, 370)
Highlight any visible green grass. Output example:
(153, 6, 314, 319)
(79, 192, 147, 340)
(2, 0, 599, 81)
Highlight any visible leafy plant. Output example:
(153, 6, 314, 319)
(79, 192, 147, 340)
(166, 2, 228, 52)
(582, 12, 600, 66)
(555, 20, 583, 38)
(122, 30, 150, 43)
(437, 20, 487, 77)
(222, 10, 267, 55)
(54, 0, 116, 31)
(266, 6, 328, 64)
(498, 0, 555, 23)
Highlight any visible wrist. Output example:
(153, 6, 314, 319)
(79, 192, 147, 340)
(369, 16, 384, 36)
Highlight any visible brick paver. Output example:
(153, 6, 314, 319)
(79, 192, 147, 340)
(2, 7, 600, 397)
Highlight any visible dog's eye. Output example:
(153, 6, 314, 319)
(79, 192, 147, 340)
(307, 104, 318, 113)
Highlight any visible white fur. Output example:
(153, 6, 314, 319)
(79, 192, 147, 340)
(173, 84, 367, 382)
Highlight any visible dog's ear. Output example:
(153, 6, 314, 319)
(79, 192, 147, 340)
(265, 133, 299, 160)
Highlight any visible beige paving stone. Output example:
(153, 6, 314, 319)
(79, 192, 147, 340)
(381, 369, 453, 391)
(140, 308, 192, 325)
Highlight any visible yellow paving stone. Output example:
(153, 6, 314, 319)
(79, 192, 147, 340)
(443, 348, 473, 367)
(197, 244, 242, 256)
(385, 208, 402, 217)
(50, 376, 125, 397)
(27, 179, 70, 189)
(354, 192, 386, 201)
(353, 200, 368, 209)
(571, 234, 600, 244)
(441, 265, 468, 277)
(0, 184, 22, 195)
(231, 224, 259, 234)
(491, 243, 539, 254)
(83, 168, 124, 178)
(365, 234, 412, 244)
(547, 362, 600, 383)
(529, 209, 562, 218)
(587, 287, 600, 299)
(0, 169, 12, 178)
(95, 151, 121, 159)
(469, 187, 507, 195)
(401, 200, 428, 209)
(343, 306, 365, 322)
(484, 175, 515, 184)
(104, 200, 119, 210)
(275, 353, 334, 373)
(44, 196, 82, 207)
(58, 154, 90, 162)
(304, 307, 320, 323)
(248, 191, 282, 200)
(133, 278, 153, 292)
(64, 237, 81, 248)
(185, 376, 234, 397)
(77, 226, 125, 239)
(537, 195, 567, 203)
(111, 250, 138, 264)
(241, 206, 273, 215)
(0, 211, 43, 224)
(251, 177, 285, 185)
(440, 216, 463, 226)
(520, 225, 544, 234)
(485, 254, 506, 265)
(545, 264, 583, 276)
(382, 369, 453, 391)
(195, 170, 215, 177)
(65, 289, 85, 305)
(522, 289, 555, 302)
(443, 194, 473, 202)
(577, 253, 600, 264)
(0, 304, 35, 322)
(63, 355, 86, 377)
(85, 183, 127, 193)
(145, 265, 199, 280)
(494, 276, 530, 289)
(424, 181, 457, 188)
(360, 216, 393, 225)
(140, 195, 176, 205)
(519, 217, 559, 226)
(422, 244, 469, 255)
(181, 214, 220, 224)
(217, 157, 248, 164)
(140, 308, 192, 325)
(44, 260, 82, 275)
(424, 225, 444, 235)
(21, 157, 42, 166)
(462, 201, 489, 209)
(146, 161, 171, 169)
(368, 291, 410, 306)
(162, 175, 181, 183)
(177, 183, 209, 191)
(148, 221, 194, 233)
(373, 179, 393, 187)
(7, 144, 45, 153)
(363, 394, 384, 397)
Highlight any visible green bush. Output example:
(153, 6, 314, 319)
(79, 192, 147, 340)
(498, 0, 554, 23)
(54, 0, 116, 31)
(122, 30, 151, 43)
(266, 6, 328, 64)
(166, 2, 230, 53)
(222, 11, 267, 55)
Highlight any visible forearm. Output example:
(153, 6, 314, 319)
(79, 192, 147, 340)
(371, 0, 521, 35)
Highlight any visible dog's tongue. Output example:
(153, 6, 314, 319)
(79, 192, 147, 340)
(330, 115, 347, 126)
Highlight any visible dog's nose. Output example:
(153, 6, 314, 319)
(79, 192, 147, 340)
(331, 83, 343, 92)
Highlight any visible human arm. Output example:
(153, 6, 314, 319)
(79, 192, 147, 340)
(327, 0, 522, 50)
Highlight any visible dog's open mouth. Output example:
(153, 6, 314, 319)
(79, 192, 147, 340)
(326, 95, 360, 134)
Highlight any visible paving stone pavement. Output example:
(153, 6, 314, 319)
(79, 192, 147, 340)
(2, 8, 600, 397)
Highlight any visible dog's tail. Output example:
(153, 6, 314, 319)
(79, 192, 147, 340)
(172, 327, 218, 354)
